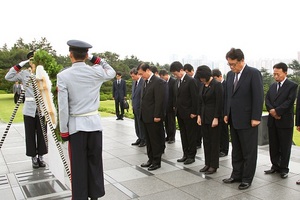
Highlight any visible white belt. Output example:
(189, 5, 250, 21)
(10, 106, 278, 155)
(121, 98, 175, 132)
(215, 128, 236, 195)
(71, 110, 98, 117)
(25, 97, 35, 102)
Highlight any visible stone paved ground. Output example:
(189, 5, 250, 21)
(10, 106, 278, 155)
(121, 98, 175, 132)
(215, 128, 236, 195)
(1, 117, 300, 199)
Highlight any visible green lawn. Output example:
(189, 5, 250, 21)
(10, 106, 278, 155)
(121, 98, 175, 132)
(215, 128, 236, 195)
(0, 94, 117, 122)
(1, 94, 300, 145)
(0, 94, 24, 123)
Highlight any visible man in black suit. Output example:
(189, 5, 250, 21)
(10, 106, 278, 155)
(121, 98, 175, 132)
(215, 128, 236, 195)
(130, 68, 146, 147)
(295, 86, 300, 185)
(138, 63, 166, 171)
(264, 62, 298, 179)
(159, 69, 176, 144)
(222, 48, 264, 190)
(170, 61, 198, 165)
(113, 72, 126, 120)
(13, 81, 21, 104)
(212, 69, 229, 157)
(184, 63, 202, 149)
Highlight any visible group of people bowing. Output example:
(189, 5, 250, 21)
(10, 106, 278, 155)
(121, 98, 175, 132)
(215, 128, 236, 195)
(129, 47, 300, 190)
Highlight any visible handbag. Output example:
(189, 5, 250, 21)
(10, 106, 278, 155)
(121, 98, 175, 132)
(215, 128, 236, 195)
(123, 99, 129, 112)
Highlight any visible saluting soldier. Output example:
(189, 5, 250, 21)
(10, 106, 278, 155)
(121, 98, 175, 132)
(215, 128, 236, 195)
(57, 40, 116, 200)
(5, 51, 47, 169)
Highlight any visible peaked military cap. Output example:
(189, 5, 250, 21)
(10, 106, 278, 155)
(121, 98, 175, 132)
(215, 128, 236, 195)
(67, 40, 92, 53)
(27, 51, 35, 59)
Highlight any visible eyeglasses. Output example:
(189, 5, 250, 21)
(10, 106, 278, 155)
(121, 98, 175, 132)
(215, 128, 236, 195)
(227, 61, 239, 67)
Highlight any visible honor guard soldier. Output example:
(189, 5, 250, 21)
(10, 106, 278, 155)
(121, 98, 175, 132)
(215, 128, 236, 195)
(5, 51, 48, 169)
(57, 39, 116, 200)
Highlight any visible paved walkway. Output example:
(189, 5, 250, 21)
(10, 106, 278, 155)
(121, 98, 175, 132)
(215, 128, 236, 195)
(1, 117, 300, 199)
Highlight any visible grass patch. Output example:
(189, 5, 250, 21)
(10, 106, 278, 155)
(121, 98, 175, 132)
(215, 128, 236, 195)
(0, 95, 131, 122)
(99, 100, 134, 119)
(0, 94, 24, 123)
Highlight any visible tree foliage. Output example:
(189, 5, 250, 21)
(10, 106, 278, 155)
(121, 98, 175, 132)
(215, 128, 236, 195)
(260, 67, 274, 95)
(288, 60, 300, 84)
(32, 50, 63, 80)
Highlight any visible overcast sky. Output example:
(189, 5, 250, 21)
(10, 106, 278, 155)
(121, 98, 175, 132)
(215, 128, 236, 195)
(1, 0, 299, 66)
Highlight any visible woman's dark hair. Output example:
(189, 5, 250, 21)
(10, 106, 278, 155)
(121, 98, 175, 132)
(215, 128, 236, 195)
(195, 65, 212, 82)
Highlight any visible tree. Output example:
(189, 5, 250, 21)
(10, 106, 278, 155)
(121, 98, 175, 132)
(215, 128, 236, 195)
(261, 67, 274, 92)
(32, 50, 63, 80)
(122, 55, 140, 69)
(12, 37, 57, 55)
(288, 60, 300, 84)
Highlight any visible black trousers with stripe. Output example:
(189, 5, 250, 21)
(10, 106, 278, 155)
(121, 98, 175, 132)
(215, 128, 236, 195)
(69, 131, 105, 200)
(23, 115, 47, 157)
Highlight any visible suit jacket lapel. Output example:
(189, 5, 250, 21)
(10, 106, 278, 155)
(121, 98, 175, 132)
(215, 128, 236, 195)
(233, 65, 249, 94)
(227, 72, 234, 96)
(275, 80, 288, 100)
(142, 76, 154, 97)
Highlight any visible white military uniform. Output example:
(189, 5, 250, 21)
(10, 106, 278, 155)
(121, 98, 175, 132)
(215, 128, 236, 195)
(5, 66, 47, 157)
(6, 68, 39, 117)
(57, 57, 115, 199)
(57, 59, 115, 134)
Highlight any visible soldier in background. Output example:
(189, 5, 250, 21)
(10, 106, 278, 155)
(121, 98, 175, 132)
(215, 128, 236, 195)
(5, 51, 47, 169)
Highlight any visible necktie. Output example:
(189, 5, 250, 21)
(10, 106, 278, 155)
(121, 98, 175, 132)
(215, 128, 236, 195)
(178, 79, 182, 88)
(233, 73, 239, 92)
(134, 81, 137, 92)
(277, 82, 281, 92)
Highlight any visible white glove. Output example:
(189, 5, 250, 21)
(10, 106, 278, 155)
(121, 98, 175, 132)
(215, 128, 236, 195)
(18, 59, 30, 67)
(88, 53, 93, 60)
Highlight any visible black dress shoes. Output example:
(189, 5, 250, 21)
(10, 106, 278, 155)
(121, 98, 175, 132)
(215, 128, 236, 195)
(222, 177, 241, 184)
(32, 157, 39, 169)
(238, 182, 251, 190)
(280, 172, 288, 179)
(219, 152, 227, 157)
(296, 180, 300, 185)
(168, 140, 175, 144)
(177, 157, 187, 162)
(199, 165, 210, 172)
(264, 168, 277, 174)
(138, 142, 146, 147)
(141, 161, 152, 168)
(38, 158, 46, 168)
(184, 158, 195, 165)
(148, 164, 161, 171)
(205, 167, 217, 174)
(131, 139, 141, 146)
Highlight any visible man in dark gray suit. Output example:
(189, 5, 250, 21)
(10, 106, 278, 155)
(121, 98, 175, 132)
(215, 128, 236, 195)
(13, 81, 21, 104)
(159, 69, 176, 144)
(130, 68, 146, 147)
(222, 48, 264, 190)
(138, 63, 166, 171)
(264, 62, 298, 179)
(113, 72, 126, 120)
